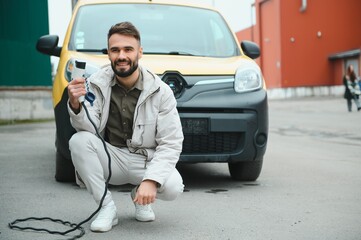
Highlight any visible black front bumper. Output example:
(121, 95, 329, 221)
(177, 86, 268, 163)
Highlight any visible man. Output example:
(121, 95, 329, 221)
(67, 22, 184, 232)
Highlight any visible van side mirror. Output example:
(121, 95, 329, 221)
(241, 40, 260, 59)
(36, 35, 62, 57)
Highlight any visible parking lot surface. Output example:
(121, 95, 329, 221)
(1, 96, 361, 240)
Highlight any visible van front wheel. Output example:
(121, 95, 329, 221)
(55, 151, 75, 182)
(228, 159, 263, 181)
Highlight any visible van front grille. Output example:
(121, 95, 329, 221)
(182, 132, 243, 154)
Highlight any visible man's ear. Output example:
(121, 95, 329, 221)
(139, 46, 143, 59)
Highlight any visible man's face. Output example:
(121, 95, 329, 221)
(108, 33, 143, 78)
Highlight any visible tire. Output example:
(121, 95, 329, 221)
(228, 158, 263, 181)
(55, 150, 75, 182)
(53, 88, 77, 182)
(54, 126, 76, 182)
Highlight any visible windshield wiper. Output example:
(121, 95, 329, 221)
(77, 48, 197, 56)
(168, 51, 194, 56)
(144, 51, 194, 56)
(77, 48, 108, 54)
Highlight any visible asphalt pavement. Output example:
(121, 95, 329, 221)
(1, 96, 361, 240)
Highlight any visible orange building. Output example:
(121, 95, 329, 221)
(236, 0, 361, 97)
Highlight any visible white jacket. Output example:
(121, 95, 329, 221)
(68, 65, 184, 186)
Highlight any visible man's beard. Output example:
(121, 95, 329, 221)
(111, 58, 138, 78)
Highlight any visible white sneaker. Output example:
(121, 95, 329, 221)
(131, 188, 156, 222)
(90, 201, 118, 232)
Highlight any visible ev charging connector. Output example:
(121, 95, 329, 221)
(72, 60, 96, 106)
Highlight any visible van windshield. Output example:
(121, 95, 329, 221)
(69, 3, 240, 57)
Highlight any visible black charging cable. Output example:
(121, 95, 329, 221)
(9, 101, 112, 240)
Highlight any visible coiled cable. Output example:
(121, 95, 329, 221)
(9, 102, 112, 239)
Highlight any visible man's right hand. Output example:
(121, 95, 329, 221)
(68, 78, 87, 113)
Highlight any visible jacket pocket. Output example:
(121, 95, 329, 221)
(131, 118, 157, 147)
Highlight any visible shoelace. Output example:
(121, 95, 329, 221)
(135, 203, 152, 212)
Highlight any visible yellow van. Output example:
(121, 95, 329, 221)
(36, 0, 268, 182)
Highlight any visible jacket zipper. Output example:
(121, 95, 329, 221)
(134, 87, 160, 129)
(134, 87, 160, 168)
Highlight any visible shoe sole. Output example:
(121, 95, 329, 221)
(135, 214, 155, 222)
(90, 218, 119, 232)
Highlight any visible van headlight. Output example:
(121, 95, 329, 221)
(234, 63, 263, 93)
(65, 59, 100, 82)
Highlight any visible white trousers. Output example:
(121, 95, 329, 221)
(69, 131, 184, 206)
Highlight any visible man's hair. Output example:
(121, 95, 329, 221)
(108, 21, 141, 44)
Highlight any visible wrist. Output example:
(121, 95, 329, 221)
(69, 102, 81, 114)
(142, 179, 158, 188)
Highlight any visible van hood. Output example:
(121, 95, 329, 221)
(141, 55, 250, 76)
(79, 53, 252, 76)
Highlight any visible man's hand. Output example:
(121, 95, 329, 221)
(67, 78, 87, 113)
(133, 180, 158, 205)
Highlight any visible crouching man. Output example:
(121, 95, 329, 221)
(67, 21, 184, 232)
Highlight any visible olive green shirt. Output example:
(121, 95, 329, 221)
(105, 73, 143, 147)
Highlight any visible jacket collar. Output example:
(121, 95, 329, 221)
(90, 64, 161, 95)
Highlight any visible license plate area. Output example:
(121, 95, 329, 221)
(181, 118, 209, 135)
